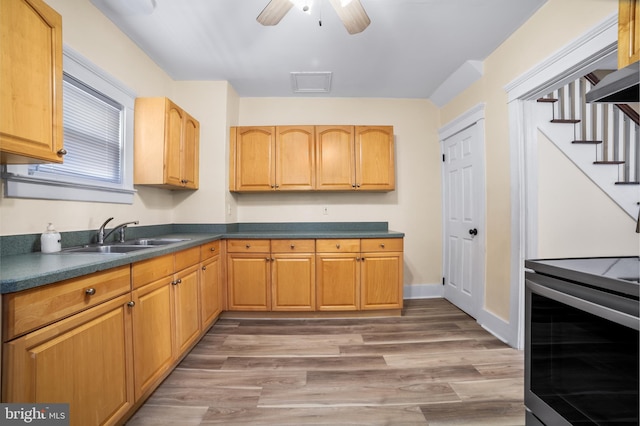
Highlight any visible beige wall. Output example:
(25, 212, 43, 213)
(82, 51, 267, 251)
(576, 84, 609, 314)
(440, 0, 618, 321)
(235, 98, 443, 286)
(1, 0, 631, 327)
(0, 0, 231, 235)
(537, 132, 639, 257)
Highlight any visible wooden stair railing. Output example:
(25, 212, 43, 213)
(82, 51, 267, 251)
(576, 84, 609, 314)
(537, 73, 640, 185)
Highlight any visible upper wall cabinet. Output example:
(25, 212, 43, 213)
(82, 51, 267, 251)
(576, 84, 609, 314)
(230, 125, 394, 192)
(618, 0, 640, 68)
(229, 126, 315, 191)
(316, 126, 395, 191)
(134, 97, 200, 190)
(0, 0, 64, 164)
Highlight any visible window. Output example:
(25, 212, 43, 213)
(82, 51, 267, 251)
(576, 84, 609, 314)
(3, 46, 136, 204)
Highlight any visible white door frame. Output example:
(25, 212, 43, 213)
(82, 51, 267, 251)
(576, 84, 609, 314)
(439, 103, 487, 321)
(505, 14, 617, 349)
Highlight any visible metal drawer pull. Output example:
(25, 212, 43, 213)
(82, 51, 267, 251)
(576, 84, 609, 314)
(380, 243, 385, 248)
(290, 244, 295, 249)
(85, 288, 96, 295)
(246, 244, 251, 249)
(336, 243, 341, 249)
(210, 247, 216, 252)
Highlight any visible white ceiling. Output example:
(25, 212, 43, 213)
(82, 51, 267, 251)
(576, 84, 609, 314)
(90, 0, 547, 99)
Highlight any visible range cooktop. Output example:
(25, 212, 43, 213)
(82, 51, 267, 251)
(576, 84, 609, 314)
(525, 256, 639, 299)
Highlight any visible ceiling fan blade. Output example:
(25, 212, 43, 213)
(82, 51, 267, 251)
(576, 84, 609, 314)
(257, 0, 294, 26)
(328, 0, 371, 34)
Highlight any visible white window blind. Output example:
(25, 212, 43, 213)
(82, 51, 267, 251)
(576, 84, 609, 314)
(34, 74, 123, 184)
(3, 46, 136, 204)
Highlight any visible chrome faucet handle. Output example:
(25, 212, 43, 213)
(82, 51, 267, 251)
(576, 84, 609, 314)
(97, 217, 114, 244)
(117, 221, 139, 242)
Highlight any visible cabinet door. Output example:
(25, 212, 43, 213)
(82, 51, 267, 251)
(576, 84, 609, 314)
(227, 254, 271, 310)
(232, 126, 275, 191)
(355, 126, 395, 190)
(173, 265, 201, 355)
(316, 253, 360, 310)
(360, 252, 403, 310)
(276, 126, 315, 190)
(0, 0, 63, 164)
(315, 126, 355, 190)
(182, 112, 200, 189)
(164, 100, 185, 187)
(131, 277, 174, 399)
(271, 253, 315, 311)
(200, 254, 223, 329)
(2, 295, 134, 425)
(618, 0, 640, 68)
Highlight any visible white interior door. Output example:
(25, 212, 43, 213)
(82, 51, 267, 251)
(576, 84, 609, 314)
(442, 122, 485, 318)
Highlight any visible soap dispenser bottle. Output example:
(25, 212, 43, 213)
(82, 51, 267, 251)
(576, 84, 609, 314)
(41, 223, 62, 253)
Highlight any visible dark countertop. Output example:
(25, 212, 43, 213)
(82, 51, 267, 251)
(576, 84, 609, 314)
(1, 227, 404, 294)
(525, 256, 640, 298)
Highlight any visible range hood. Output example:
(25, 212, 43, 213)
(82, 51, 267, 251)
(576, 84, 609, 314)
(585, 61, 640, 103)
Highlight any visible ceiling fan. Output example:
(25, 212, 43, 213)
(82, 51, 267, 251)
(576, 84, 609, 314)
(257, 0, 370, 34)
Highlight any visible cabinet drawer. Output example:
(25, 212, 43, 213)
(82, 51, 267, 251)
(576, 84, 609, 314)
(132, 253, 174, 289)
(201, 240, 221, 260)
(227, 239, 270, 253)
(271, 239, 315, 253)
(361, 238, 403, 252)
(175, 246, 200, 271)
(316, 239, 360, 253)
(2, 265, 131, 341)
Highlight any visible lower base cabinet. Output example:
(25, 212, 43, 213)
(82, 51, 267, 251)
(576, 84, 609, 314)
(1, 236, 402, 425)
(2, 294, 135, 426)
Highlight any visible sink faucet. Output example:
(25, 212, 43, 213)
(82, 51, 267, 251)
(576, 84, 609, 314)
(97, 217, 114, 244)
(97, 218, 139, 244)
(104, 220, 140, 243)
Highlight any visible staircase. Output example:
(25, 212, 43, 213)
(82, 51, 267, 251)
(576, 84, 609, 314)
(536, 74, 640, 219)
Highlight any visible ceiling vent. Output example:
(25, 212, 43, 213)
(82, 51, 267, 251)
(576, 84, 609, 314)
(290, 72, 332, 93)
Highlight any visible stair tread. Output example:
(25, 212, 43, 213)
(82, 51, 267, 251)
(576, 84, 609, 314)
(537, 98, 558, 103)
(572, 140, 602, 144)
(594, 161, 625, 164)
(614, 181, 640, 185)
(551, 119, 581, 123)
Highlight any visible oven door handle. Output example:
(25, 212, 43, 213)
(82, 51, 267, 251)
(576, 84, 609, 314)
(526, 279, 639, 330)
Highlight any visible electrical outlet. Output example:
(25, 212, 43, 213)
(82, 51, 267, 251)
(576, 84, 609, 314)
(322, 207, 328, 215)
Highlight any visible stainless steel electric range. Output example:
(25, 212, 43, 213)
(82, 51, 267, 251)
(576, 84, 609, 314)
(524, 256, 639, 426)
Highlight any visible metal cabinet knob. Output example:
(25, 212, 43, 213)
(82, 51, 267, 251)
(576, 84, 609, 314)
(336, 243, 341, 249)
(290, 244, 295, 249)
(202, 266, 207, 271)
(57, 149, 68, 156)
(380, 243, 385, 248)
(85, 288, 96, 295)
(246, 244, 251, 249)
(210, 247, 216, 252)
(127, 301, 135, 307)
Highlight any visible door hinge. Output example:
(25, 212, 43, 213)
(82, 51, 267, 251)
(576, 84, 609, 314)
(442, 154, 445, 162)
(442, 277, 445, 285)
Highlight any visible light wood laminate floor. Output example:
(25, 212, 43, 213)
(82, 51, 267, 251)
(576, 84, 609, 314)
(126, 298, 524, 425)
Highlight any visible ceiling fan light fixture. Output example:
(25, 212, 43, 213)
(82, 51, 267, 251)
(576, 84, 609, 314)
(290, 0, 313, 14)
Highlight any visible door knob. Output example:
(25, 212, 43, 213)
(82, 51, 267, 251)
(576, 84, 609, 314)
(469, 228, 478, 236)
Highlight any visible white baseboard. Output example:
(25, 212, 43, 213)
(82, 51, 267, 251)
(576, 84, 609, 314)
(403, 283, 444, 299)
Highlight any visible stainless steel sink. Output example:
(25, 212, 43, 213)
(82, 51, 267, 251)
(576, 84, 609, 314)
(61, 244, 154, 254)
(126, 238, 191, 246)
